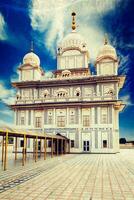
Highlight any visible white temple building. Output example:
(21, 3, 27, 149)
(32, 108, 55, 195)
(11, 13, 125, 153)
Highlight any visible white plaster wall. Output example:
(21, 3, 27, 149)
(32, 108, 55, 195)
(96, 59, 118, 76)
(57, 50, 88, 70)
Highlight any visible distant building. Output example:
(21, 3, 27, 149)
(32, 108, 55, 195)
(11, 13, 125, 153)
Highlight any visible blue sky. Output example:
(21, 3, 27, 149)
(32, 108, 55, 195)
(0, 0, 133, 139)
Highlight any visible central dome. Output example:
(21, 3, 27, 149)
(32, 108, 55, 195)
(58, 13, 88, 54)
(60, 31, 87, 51)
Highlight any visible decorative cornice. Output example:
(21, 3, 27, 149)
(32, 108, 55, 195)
(10, 100, 124, 110)
(12, 75, 125, 88)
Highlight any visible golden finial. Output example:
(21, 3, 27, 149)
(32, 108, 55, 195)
(72, 12, 76, 31)
(30, 41, 34, 52)
(104, 33, 108, 45)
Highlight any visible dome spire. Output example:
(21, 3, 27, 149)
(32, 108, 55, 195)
(104, 33, 108, 45)
(71, 12, 76, 31)
(30, 41, 34, 52)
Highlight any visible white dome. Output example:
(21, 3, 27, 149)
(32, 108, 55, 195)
(23, 52, 40, 66)
(97, 43, 117, 61)
(59, 31, 87, 52)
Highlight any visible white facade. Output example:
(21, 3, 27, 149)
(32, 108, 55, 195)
(11, 13, 125, 153)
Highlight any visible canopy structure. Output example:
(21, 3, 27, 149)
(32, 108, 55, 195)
(0, 126, 70, 171)
(0, 126, 69, 140)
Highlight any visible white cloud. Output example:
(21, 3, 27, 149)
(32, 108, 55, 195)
(120, 94, 132, 106)
(118, 54, 130, 74)
(0, 110, 13, 117)
(0, 119, 14, 127)
(29, 0, 116, 58)
(0, 83, 12, 98)
(0, 12, 8, 41)
(10, 63, 20, 82)
(0, 82, 15, 105)
(2, 97, 15, 105)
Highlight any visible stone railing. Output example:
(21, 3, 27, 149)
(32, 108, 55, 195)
(15, 95, 117, 105)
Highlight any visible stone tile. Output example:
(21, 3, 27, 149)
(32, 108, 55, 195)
(0, 150, 134, 200)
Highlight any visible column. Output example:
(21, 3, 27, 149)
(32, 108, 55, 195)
(35, 136, 38, 162)
(25, 137, 27, 161)
(4, 132, 8, 171)
(25, 110, 28, 127)
(57, 139, 58, 156)
(51, 138, 53, 158)
(98, 107, 100, 125)
(33, 138, 35, 158)
(2, 136, 4, 163)
(44, 137, 47, 160)
(66, 107, 69, 126)
(40, 139, 42, 157)
(22, 134, 26, 166)
(31, 110, 34, 127)
(68, 140, 70, 153)
(42, 110, 44, 130)
(78, 107, 82, 149)
(53, 108, 56, 127)
(92, 107, 96, 125)
(61, 139, 63, 155)
(96, 84, 99, 96)
(64, 140, 66, 154)
(14, 110, 16, 126)
(15, 137, 17, 160)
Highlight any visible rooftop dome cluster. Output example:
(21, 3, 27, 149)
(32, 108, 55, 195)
(22, 13, 117, 68)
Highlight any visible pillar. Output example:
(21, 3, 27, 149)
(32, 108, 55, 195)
(15, 137, 17, 160)
(57, 139, 58, 156)
(44, 137, 47, 160)
(33, 138, 35, 159)
(61, 139, 63, 155)
(51, 138, 53, 158)
(35, 136, 38, 162)
(4, 132, 8, 171)
(64, 140, 66, 154)
(22, 134, 26, 166)
(2, 136, 4, 163)
(40, 139, 42, 157)
(25, 137, 27, 161)
(68, 140, 70, 153)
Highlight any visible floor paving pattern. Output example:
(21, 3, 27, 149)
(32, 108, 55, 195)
(0, 150, 134, 200)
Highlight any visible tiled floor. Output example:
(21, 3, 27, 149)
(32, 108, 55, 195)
(0, 150, 134, 200)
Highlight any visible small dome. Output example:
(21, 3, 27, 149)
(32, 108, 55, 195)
(97, 43, 117, 62)
(23, 52, 40, 66)
(59, 31, 87, 53)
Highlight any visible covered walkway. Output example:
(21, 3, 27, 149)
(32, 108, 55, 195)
(0, 127, 70, 171)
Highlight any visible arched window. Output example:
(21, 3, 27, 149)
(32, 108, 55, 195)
(75, 88, 81, 97)
(43, 90, 49, 98)
(76, 92, 80, 97)
(108, 89, 114, 96)
(57, 89, 68, 98)
(16, 95, 19, 100)
(62, 70, 71, 78)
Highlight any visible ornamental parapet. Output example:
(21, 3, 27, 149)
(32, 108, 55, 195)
(15, 95, 117, 105)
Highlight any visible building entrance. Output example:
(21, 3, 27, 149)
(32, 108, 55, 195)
(83, 141, 90, 152)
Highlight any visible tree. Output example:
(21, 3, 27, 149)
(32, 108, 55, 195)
(119, 138, 127, 144)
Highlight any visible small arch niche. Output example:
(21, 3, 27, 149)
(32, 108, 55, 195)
(43, 90, 49, 98)
(76, 92, 80, 97)
(57, 89, 68, 98)
(75, 88, 81, 97)
(62, 70, 71, 78)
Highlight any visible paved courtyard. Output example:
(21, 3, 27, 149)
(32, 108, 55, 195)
(0, 149, 134, 200)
